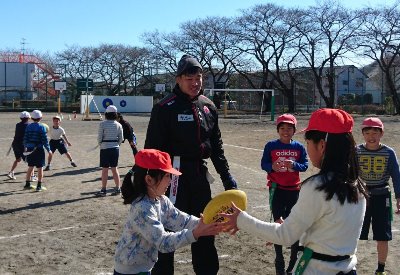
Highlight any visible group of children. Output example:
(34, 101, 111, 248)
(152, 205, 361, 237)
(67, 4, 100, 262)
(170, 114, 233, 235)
(258, 111, 400, 275)
(7, 110, 77, 191)
(6, 107, 400, 274)
(7, 105, 139, 195)
(113, 109, 399, 275)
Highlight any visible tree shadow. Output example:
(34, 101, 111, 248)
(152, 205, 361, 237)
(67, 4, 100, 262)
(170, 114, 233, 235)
(0, 195, 98, 215)
(48, 166, 100, 177)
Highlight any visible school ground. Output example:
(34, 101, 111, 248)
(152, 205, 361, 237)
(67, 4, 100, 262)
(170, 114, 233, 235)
(0, 111, 399, 275)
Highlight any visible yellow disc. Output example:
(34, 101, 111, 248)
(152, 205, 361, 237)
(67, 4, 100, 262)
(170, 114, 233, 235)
(202, 189, 247, 224)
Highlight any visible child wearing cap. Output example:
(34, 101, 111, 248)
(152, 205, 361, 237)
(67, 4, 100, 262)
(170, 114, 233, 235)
(357, 117, 400, 275)
(23, 110, 52, 191)
(261, 113, 308, 274)
(114, 149, 222, 275)
(96, 105, 123, 196)
(7, 111, 31, 180)
(44, 116, 77, 171)
(221, 108, 368, 275)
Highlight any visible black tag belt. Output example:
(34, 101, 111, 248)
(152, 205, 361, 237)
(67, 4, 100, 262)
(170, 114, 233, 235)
(298, 246, 350, 262)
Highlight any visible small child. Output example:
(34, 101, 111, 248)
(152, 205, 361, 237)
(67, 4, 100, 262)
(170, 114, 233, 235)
(261, 114, 308, 275)
(44, 116, 77, 171)
(117, 112, 138, 155)
(357, 117, 400, 275)
(23, 110, 52, 191)
(114, 149, 222, 274)
(7, 111, 36, 181)
(96, 105, 123, 196)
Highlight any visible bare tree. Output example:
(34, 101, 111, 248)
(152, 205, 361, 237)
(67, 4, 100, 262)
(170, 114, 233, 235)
(233, 4, 302, 112)
(293, 1, 364, 108)
(358, 4, 400, 114)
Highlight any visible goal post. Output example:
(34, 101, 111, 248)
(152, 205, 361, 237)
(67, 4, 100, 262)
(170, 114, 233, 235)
(204, 88, 275, 121)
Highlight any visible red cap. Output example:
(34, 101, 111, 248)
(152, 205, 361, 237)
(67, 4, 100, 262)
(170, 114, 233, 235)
(135, 149, 182, 175)
(299, 108, 353, 134)
(361, 117, 384, 130)
(276, 114, 297, 126)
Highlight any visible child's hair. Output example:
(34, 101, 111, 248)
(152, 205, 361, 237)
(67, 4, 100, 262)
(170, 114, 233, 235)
(276, 122, 296, 132)
(304, 130, 368, 204)
(20, 118, 29, 123)
(361, 127, 383, 133)
(121, 166, 167, 204)
(105, 112, 117, 120)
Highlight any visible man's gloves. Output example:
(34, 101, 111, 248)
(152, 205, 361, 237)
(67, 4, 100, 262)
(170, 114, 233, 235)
(221, 174, 238, 190)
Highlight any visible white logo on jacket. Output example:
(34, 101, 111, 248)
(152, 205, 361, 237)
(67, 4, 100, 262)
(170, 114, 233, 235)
(178, 114, 194, 121)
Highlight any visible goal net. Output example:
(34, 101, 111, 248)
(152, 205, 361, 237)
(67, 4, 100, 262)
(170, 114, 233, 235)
(203, 88, 275, 121)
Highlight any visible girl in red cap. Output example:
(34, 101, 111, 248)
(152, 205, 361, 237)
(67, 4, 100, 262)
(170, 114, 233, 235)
(220, 108, 368, 275)
(114, 149, 222, 275)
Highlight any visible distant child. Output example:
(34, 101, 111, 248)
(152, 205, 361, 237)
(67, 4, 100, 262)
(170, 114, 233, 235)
(96, 105, 123, 196)
(7, 111, 34, 180)
(114, 149, 222, 274)
(44, 115, 77, 171)
(117, 112, 138, 155)
(261, 114, 308, 275)
(23, 110, 52, 191)
(357, 117, 400, 275)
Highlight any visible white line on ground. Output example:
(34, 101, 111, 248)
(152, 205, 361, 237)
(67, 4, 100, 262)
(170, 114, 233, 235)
(176, 254, 230, 264)
(0, 222, 113, 241)
(252, 205, 268, 209)
(230, 162, 264, 175)
(224, 143, 263, 152)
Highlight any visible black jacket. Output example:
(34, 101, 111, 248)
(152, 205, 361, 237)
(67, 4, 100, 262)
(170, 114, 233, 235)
(145, 85, 231, 179)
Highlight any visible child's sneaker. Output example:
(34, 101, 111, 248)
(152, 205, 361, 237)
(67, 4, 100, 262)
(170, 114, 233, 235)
(7, 172, 16, 180)
(31, 175, 38, 182)
(36, 184, 42, 192)
(44, 165, 51, 171)
(96, 189, 107, 197)
(71, 161, 77, 167)
(111, 188, 121, 196)
(375, 272, 387, 275)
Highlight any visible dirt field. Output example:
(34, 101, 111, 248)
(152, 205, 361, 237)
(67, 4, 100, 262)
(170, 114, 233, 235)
(0, 111, 399, 275)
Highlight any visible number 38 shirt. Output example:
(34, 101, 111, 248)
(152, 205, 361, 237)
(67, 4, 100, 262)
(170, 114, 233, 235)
(356, 144, 400, 197)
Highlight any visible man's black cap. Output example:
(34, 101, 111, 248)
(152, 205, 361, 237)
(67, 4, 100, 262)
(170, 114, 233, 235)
(176, 55, 202, 76)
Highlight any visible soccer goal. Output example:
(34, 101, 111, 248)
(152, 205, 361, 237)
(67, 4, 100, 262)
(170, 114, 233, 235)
(203, 88, 275, 121)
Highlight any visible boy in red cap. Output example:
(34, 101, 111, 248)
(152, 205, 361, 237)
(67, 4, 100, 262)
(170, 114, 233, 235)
(261, 113, 308, 274)
(357, 117, 400, 275)
(221, 108, 368, 275)
(114, 149, 222, 275)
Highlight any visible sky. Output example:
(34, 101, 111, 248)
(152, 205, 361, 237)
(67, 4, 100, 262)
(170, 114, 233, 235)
(0, 0, 397, 55)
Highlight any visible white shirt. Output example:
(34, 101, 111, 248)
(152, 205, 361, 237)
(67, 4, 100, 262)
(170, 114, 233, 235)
(237, 175, 366, 274)
(49, 126, 65, 140)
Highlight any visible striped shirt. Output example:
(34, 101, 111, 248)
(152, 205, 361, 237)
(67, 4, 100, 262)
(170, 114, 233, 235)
(23, 122, 50, 152)
(97, 120, 123, 149)
(357, 144, 400, 197)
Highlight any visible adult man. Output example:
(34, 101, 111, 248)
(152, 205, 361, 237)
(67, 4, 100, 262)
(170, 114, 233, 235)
(145, 54, 237, 275)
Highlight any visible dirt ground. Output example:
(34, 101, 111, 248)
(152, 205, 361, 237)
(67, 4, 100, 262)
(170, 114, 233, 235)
(0, 111, 399, 275)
